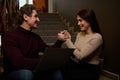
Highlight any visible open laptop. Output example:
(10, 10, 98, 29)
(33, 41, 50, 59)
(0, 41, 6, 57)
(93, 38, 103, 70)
(34, 47, 74, 72)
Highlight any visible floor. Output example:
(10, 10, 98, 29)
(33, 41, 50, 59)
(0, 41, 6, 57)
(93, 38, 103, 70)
(0, 71, 114, 80)
(99, 74, 112, 80)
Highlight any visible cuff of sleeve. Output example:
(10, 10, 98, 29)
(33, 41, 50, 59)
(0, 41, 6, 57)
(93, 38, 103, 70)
(64, 39, 75, 48)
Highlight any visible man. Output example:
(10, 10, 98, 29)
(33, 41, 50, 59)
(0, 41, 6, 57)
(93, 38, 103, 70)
(2, 4, 64, 80)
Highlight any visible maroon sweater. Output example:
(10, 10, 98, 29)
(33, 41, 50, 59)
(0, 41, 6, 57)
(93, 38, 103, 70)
(2, 26, 63, 74)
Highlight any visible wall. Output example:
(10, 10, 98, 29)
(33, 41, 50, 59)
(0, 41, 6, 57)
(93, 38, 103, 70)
(53, 0, 120, 75)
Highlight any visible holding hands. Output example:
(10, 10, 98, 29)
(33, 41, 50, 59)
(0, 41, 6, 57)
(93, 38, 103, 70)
(58, 30, 71, 41)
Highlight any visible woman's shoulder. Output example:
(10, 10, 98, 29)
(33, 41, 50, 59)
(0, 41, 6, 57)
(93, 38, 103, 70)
(76, 32, 83, 36)
(76, 32, 102, 39)
(93, 33, 102, 39)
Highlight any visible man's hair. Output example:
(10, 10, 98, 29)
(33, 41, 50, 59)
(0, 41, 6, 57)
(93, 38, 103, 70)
(17, 4, 37, 25)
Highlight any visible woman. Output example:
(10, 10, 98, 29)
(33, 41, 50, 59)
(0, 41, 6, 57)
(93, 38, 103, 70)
(60, 9, 104, 80)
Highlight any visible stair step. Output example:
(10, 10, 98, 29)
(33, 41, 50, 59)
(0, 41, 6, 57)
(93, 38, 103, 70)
(38, 21, 64, 25)
(36, 24, 67, 30)
(41, 36, 57, 43)
(38, 13, 59, 18)
(33, 30, 60, 36)
(39, 17, 61, 21)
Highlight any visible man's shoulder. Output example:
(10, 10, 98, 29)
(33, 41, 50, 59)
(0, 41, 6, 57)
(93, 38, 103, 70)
(5, 29, 17, 36)
(3, 28, 19, 40)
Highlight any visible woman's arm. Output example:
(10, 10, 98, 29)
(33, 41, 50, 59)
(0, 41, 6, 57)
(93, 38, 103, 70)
(64, 33, 103, 60)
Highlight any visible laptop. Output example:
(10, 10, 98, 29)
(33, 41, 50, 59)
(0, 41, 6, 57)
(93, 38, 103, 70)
(34, 47, 74, 72)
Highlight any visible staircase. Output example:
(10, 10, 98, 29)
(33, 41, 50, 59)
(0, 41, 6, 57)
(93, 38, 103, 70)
(32, 13, 68, 45)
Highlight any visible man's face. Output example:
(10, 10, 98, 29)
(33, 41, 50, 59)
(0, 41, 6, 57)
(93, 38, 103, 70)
(25, 10, 40, 29)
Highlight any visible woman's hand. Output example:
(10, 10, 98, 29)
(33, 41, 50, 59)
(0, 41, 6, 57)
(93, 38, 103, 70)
(57, 30, 71, 41)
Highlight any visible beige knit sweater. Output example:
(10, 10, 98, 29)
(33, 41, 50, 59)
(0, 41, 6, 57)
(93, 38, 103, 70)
(64, 32, 103, 65)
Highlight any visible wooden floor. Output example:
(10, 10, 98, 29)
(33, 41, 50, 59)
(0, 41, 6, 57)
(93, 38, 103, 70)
(99, 74, 112, 80)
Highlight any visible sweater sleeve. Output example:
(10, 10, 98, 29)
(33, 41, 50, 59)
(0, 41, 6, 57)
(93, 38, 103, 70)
(2, 34, 39, 70)
(64, 39, 75, 48)
(64, 34, 103, 60)
(52, 40, 65, 48)
(38, 37, 64, 49)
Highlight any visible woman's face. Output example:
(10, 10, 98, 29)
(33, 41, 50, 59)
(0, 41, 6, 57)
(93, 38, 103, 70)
(77, 15, 90, 32)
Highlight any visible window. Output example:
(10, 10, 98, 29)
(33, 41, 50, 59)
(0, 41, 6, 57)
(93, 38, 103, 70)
(19, 0, 33, 8)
